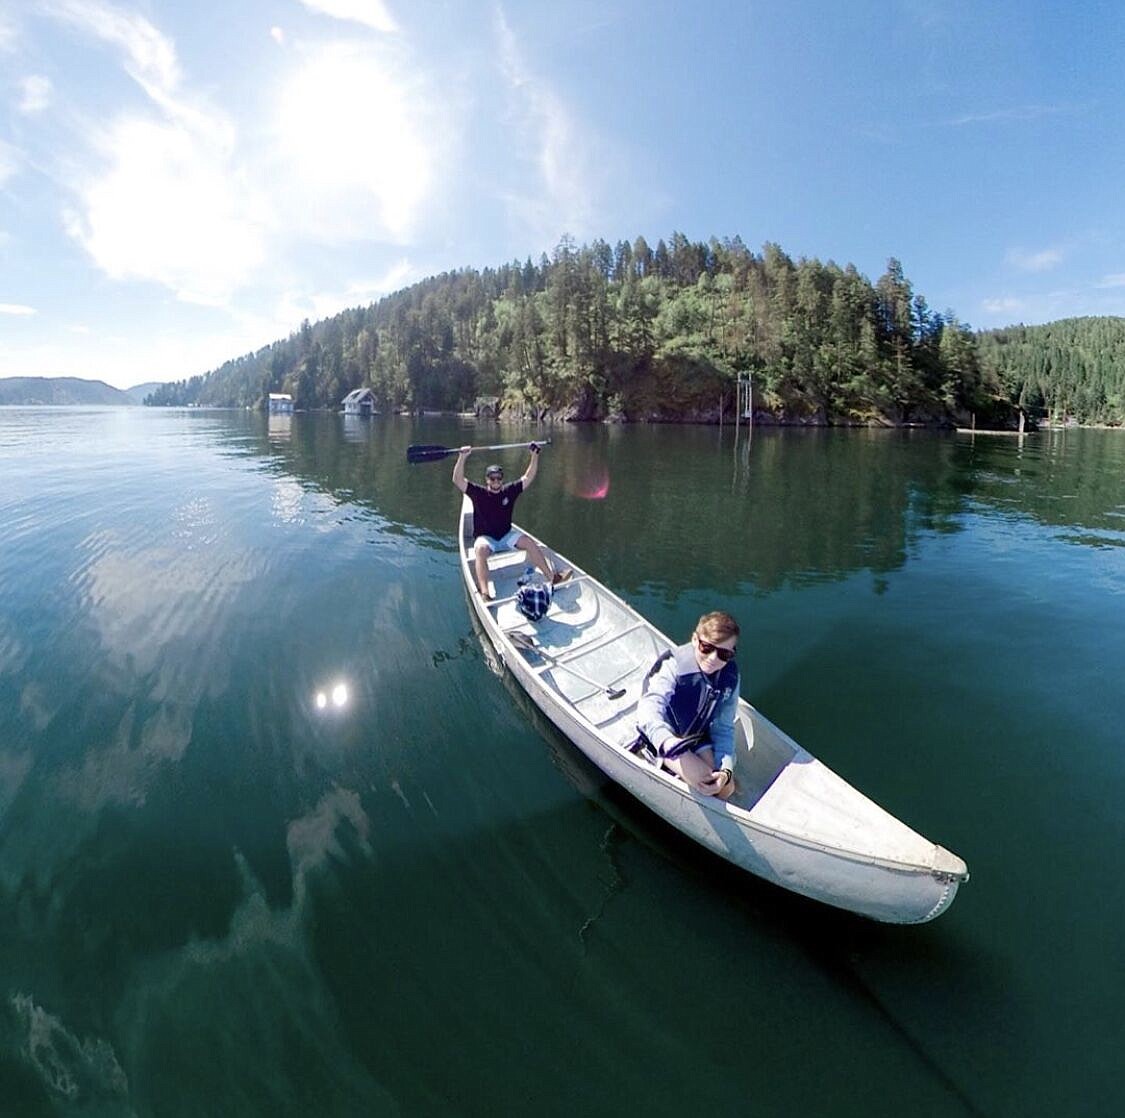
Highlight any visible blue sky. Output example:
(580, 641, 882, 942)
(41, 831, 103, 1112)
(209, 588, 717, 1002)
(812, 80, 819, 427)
(2, 0, 1124, 390)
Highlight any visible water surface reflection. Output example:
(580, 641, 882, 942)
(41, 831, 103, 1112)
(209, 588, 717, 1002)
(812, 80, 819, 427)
(1, 408, 1122, 1115)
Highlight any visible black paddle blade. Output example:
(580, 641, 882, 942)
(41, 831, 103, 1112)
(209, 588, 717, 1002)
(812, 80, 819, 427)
(406, 444, 455, 464)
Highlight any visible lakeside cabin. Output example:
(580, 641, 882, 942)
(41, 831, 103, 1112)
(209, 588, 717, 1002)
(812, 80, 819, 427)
(342, 388, 377, 416)
(268, 393, 293, 414)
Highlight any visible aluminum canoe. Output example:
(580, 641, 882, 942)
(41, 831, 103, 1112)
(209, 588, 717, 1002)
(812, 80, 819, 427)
(460, 496, 968, 923)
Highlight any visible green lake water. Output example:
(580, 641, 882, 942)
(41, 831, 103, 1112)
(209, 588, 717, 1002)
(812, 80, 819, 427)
(1, 407, 1123, 1116)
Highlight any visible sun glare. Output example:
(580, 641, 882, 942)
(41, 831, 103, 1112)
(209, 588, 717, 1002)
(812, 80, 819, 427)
(315, 680, 350, 712)
(275, 48, 433, 240)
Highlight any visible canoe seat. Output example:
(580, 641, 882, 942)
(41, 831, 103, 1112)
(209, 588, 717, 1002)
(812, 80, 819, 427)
(494, 583, 600, 639)
(485, 549, 530, 572)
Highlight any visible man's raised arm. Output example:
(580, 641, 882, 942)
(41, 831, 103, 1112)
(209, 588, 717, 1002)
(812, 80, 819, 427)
(452, 446, 471, 492)
(520, 442, 541, 488)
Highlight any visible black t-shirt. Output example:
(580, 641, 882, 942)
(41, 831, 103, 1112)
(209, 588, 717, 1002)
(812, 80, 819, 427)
(466, 480, 524, 540)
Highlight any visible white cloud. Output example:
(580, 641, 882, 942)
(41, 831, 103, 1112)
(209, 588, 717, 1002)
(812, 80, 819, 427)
(0, 139, 19, 185)
(977, 284, 1125, 327)
(270, 43, 437, 243)
(1008, 247, 1063, 272)
(18, 75, 53, 114)
(27, 0, 448, 367)
(276, 259, 416, 324)
(0, 10, 17, 52)
(66, 114, 268, 305)
(494, 10, 601, 244)
(42, 0, 181, 104)
(982, 297, 1024, 315)
(0, 303, 37, 316)
(946, 104, 1077, 127)
(38, 2, 269, 303)
(0, 314, 281, 387)
(1096, 273, 1125, 289)
(298, 0, 398, 33)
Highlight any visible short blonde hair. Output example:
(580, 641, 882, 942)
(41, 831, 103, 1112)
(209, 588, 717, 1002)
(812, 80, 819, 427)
(695, 610, 740, 642)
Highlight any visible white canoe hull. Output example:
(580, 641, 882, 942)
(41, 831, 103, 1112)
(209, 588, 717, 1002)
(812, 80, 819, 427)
(460, 498, 968, 923)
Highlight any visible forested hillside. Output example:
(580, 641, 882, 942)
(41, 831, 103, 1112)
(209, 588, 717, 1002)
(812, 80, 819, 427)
(147, 234, 995, 425)
(976, 317, 1125, 425)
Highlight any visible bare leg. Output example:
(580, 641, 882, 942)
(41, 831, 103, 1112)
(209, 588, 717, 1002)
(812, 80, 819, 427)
(665, 747, 735, 800)
(473, 539, 494, 598)
(516, 534, 553, 580)
(517, 534, 571, 585)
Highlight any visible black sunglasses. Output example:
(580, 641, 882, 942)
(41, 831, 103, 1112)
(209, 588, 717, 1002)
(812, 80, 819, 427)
(486, 470, 504, 480)
(696, 638, 736, 663)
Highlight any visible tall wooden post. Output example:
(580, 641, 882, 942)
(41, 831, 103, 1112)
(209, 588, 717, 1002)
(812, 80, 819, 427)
(736, 372, 753, 431)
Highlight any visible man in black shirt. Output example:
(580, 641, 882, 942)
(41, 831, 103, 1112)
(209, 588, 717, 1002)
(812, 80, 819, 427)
(453, 443, 568, 599)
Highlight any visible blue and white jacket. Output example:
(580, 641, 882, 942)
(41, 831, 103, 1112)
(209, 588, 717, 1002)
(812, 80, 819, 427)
(635, 644, 740, 772)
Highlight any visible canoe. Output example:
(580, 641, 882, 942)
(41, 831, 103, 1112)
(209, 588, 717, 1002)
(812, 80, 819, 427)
(459, 497, 969, 923)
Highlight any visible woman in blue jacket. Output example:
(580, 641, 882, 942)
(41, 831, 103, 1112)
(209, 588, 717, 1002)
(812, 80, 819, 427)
(635, 611, 740, 800)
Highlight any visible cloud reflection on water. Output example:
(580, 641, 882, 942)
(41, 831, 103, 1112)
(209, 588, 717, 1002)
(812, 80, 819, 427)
(8, 789, 381, 1111)
(110, 788, 391, 1112)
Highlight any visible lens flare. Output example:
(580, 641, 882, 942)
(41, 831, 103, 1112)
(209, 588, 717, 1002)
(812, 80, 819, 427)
(315, 691, 327, 709)
(575, 466, 610, 500)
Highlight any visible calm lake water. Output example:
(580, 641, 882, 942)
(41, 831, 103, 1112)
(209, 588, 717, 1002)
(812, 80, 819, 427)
(1, 407, 1123, 1117)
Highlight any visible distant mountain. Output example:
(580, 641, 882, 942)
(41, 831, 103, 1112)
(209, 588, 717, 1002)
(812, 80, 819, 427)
(0, 376, 136, 406)
(123, 381, 165, 404)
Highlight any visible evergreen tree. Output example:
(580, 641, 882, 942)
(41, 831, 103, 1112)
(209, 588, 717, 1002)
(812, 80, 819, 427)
(145, 231, 1112, 428)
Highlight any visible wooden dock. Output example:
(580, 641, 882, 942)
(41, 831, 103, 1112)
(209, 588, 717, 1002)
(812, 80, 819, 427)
(955, 428, 1032, 436)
